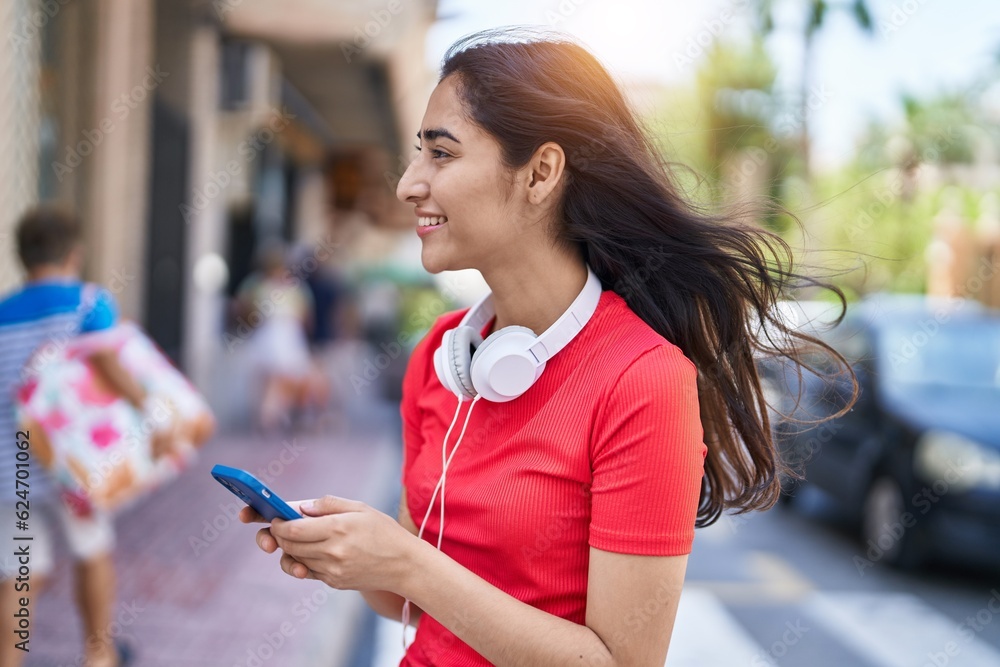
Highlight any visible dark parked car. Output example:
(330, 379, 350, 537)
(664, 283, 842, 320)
(762, 293, 1000, 570)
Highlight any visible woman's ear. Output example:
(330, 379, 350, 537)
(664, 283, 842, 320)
(525, 142, 566, 205)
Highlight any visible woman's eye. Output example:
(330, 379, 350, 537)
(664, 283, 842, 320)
(412, 145, 451, 160)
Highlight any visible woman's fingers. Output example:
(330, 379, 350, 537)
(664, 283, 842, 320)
(238, 499, 320, 524)
(280, 551, 310, 579)
(274, 537, 327, 562)
(239, 506, 265, 523)
(257, 527, 317, 582)
(298, 495, 366, 516)
(256, 527, 277, 553)
(286, 498, 320, 516)
(270, 514, 337, 543)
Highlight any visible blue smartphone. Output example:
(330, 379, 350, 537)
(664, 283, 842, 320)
(211, 464, 302, 521)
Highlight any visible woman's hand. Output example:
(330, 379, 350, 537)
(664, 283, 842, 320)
(238, 496, 417, 593)
(238, 499, 317, 581)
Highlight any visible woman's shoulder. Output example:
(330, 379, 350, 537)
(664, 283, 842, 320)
(592, 290, 695, 374)
(602, 290, 683, 348)
(404, 291, 697, 388)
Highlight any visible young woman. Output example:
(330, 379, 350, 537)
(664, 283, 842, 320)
(240, 28, 856, 666)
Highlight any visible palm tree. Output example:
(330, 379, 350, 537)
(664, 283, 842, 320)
(693, 38, 798, 231)
(754, 0, 874, 180)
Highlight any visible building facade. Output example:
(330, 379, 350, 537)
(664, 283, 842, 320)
(1, 0, 438, 397)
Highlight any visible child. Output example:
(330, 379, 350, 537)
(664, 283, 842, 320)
(0, 206, 146, 667)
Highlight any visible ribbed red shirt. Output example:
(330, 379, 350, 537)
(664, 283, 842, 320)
(398, 288, 707, 666)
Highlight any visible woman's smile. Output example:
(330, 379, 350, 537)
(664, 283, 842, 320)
(416, 214, 448, 237)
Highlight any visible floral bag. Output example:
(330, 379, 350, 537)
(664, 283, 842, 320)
(14, 321, 215, 516)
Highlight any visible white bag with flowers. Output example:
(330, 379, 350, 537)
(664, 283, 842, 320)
(14, 321, 215, 516)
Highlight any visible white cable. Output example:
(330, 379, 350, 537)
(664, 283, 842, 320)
(401, 394, 483, 649)
(438, 394, 481, 550)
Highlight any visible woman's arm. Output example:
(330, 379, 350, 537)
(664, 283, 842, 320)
(359, 488, 424, 624)
(265, 495, 687, 665)
(359, 589, 414, 623)
(398, 541, 688, 667)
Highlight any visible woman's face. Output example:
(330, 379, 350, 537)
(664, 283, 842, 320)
(396, 75, 531, 274)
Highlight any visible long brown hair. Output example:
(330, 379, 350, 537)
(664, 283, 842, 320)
(441, 28, 859, 527)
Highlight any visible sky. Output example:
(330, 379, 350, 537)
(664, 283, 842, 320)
(423, 0, 1000, 172)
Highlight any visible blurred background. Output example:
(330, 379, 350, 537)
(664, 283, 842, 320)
(1, 0, 999, 665)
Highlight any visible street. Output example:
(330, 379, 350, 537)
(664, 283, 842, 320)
(26, 395, 403, 667)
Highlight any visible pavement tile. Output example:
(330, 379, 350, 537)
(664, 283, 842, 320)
(27, 398, 402, 667)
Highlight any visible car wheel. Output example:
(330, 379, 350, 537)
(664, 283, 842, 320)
(862, 474, 924, 570)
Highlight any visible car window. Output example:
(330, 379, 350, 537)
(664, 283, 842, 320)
(878, 318, 1000, 388)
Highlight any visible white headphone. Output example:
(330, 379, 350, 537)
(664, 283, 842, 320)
(432, 263, 603, 402)
(401, 263, 603, 649)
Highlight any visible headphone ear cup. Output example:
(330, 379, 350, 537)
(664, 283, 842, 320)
(433, 343, 457, 398)
(435, 326, 482, 400)
(471, 325, 544, 402)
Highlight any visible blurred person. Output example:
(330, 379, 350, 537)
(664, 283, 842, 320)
(0, 206, 141, 667)
(290, 242, 342, 348)
(239, 28, 858, 667)
(290, 241, 340, 429)
(234, 240, 322, 433)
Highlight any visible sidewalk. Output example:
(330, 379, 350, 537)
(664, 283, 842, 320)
(27, 394, 403, 667)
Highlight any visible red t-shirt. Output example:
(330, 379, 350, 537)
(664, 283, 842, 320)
(399, 288, 707, 666)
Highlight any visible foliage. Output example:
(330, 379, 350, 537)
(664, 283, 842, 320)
(642, 24, 998, 300)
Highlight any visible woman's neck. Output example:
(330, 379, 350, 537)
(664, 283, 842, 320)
(479, 251, 589, 338)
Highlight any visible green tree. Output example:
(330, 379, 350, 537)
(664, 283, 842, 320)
(754, 0, 874, 180)
(693, 38, 797, 231)
(696, 37, 778, 176)
(817, 86, 985, 299)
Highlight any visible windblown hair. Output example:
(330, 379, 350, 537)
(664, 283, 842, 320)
(441, 28, 859, 527)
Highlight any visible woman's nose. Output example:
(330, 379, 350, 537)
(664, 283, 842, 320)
(396, 158, 428, 203)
